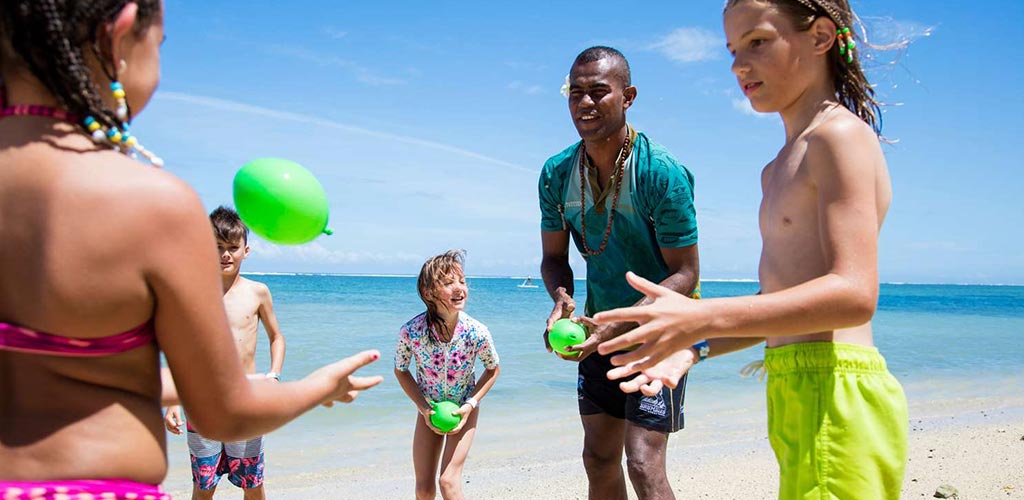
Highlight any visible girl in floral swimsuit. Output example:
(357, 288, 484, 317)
(394, 250, 501, 500)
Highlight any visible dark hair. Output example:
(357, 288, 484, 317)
(417, 249, 466, 342)
(210, 206, 249, 245)
(572, 46, 631, 87)
(0, 1, 161, 135)
(724, 0, 882, 134)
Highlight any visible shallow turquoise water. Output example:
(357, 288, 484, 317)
(165, 276, 1024, 479)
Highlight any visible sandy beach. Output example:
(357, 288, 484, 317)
(161, 385, 1024, 499)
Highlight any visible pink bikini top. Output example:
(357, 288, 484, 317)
(0, 320, 155, 357)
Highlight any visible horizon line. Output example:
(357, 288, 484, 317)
(239, 272, 1022, 287)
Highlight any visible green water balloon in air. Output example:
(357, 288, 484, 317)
(233, 158, 333, 245)
(430, 400, 462, 433)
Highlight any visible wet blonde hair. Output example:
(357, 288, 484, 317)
(417, 249, 466, 341)
(725, 0, 883, 134)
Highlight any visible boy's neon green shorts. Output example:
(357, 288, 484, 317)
(764, 342, 908, 500)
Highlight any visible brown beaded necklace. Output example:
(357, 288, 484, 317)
(578, 129, 634, 256)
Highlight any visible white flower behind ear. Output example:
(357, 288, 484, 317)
(560, 75, 571, 98)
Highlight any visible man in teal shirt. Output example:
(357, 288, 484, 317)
(538, 46, 700, 500)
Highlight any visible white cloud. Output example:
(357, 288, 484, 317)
(247, 238, 283, 258)
(693, 77, 731, 96)
(322, 26, 348, 40)
(265, 44, 405, 86)
(156, 91, 533, 173)
(503, 61, 548, 72)
(250, 240, 423, 265)
(731, 97, 762, 117)
(508, 81, 544, 95)
(353, 70, 406, 86)
(649, 27, 723, 63)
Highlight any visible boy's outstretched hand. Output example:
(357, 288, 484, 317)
(608, 348, 698, 396)
(594, 272, 709, 371)
(315, 350, 385, 407)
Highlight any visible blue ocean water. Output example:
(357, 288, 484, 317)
(250, 275, 1023, 387)
(165, 276, 1024, 483)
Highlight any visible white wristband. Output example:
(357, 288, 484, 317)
(466, 396, 479, 409)
(266, 372, 280, 381)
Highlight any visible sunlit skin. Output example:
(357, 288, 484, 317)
(216, 238, 248, 275)
(163, 232, 289, 499)
(432, 272, 469, 316)
(725, 1, 821, 116)
(0, 3, 174, 484)
(567, 58, 635, 180)
(540, 53, 701, 500)
(0, 2, 163, 119)
(569, 69, 625, 136)
(166, 237, 285, 500)
(591, 0, 891, 395)
(394, 269, 501, 500)
(542, 56, 699, 363)
(109, 3, 164, 116)
(0, 1, 381, 486)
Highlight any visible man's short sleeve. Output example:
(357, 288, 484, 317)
(644, 155, 698, 248)
(538, 159, 566, 232)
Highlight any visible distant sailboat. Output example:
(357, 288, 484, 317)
(518, 276, 539, 288)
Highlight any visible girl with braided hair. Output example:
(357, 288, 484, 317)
(590, 0, 907, 498)
(0, 2, 383, 498)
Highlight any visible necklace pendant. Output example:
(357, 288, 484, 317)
(578, 132, 633, 256)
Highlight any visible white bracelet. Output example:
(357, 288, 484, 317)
(466, 396, 479, 409)
(266, 372, 280, 381)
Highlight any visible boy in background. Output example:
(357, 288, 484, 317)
(165, 206, 286, 500)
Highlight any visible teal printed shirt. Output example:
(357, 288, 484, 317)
(538, 131, 697, 315)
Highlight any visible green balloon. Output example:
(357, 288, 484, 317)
(430, 400, 462, 433)
(548, 318, 587, 357)
(233, 158, 332, 245)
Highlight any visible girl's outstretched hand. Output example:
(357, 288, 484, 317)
(594, 272, 709, 371)
(314, 350, 385, 407)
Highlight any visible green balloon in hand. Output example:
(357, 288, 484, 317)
(430, 400, 462, 433)
(233, 158, 333, 245)
(548, 318, 587, 357)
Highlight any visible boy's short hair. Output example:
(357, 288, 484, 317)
(210, 206, 249, 244)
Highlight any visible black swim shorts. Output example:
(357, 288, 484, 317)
(577, 351, 687, 433)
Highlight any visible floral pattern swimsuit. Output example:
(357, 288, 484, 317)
(394, 311, 499, 404)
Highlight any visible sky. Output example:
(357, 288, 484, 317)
(133, 0, 1024, 284)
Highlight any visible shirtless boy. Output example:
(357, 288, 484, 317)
(165, 206, 286, 500)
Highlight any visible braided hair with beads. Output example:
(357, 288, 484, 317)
(724, 0, 883, 135)
(0, 0, 161, 151)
